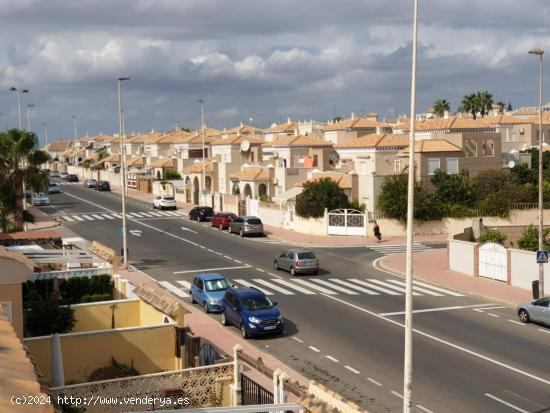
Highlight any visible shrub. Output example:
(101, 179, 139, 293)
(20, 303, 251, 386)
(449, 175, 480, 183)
(81, 293, 113, 303)
(477, 229, 507, 245)
(296, 178, 349, 218)
(259, 194, 269, 202)
(163, 169, 181, 180)
(24, 294, 75, 337)
(518, 224, 550, 252)
(350, 200, 366, 212)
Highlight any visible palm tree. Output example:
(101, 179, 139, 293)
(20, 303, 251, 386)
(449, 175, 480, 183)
(0, 129, 50, 231)
(495, 101, 506, 113)
(433, 99, 451, 117)
(459, 93, 481, 119)
(478, 91, 493, 117)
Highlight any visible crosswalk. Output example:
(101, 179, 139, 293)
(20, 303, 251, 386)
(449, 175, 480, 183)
(366, 243, 434, 255)
(57, 210, 187, 222)
(159, 277, 463, 299)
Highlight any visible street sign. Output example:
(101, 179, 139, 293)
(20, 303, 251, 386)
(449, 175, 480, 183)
(536, 250, 549, 264)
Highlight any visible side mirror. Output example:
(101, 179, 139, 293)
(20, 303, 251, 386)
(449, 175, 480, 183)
(272, 301, 278, 306)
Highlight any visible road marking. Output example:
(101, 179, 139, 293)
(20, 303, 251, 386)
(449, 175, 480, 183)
(367, 377, 382, 386)
(390, 391, 403, 399)
(474, 305, 506, 312)
(484, 393, 529, 413)
(416, 405, 434, 413)
(138, 212, 154, 217)
(215, 252, 223, 255)
(508, 319, 524, 325)
(271, 279, 316, 295)
(223, 255, 232, 259)
(81, 215, 94, 220)
(308, 346, 320, 353)
(101, 213, 116, 219)
(62, 216, 74, 221)
(181, 226, 198, 234)
(255, 268, 266, 273)
(252, 279, 295, 295)
(173, 266, 250, 274)
(310, 279, 358, 295)
(487, 313, 500, 318)
(129, 229, 142, 237)
(367, 279, 420, 295)
(348, 279, 401, 295)
(73, 215, 85, 221)
(344, 365, 360, 374)
(380, 304, 497, 317)
(234, 279, 273, 295)
(234, 259, 242, 264)
(385, 279, 443, 296)
(292, 337, 304, 343)
(111, 213, 122, 218)
(330, 279, 379, 295)
(176, 280, 192, 289)
(91, 214, 105, 220)
(291, 279, 338, 295)
(199, 246, 206, 249)
(164, 211, 181, 216)
(148, 211, 163, 217)
(538, 328, 550, 334)
(325, 355, 339, 362)
(128, 212, 145, 217)
(409, 279, 465, 297)
(158, 281, 189, 298)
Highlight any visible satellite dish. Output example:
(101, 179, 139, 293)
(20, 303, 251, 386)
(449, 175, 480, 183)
(510, 149, 518, 154)
(508, 160, 516, 168)
(312, 168, 320, 174)
(329, 150, 340, 163)
(242, 163, 250, 168)
(240, 140, 251, 152)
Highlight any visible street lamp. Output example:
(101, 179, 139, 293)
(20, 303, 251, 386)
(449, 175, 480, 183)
(27, 104, 35, 131)
(403, 0, 419, 412)
(529, 48, 545, 298)
(198, 99, 206, 205)
(9, 87, 28, 130)
(43, 122, 48, 147)
(71, 115, 78, 146)
(118, 76, 130, 270)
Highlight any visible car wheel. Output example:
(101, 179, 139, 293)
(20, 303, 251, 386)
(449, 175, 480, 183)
(221, 312, 228, 326)
(519, 309, 530, 323)
(203, 302, 209, 313)
(190, 294, 196, 304)
(220, 224, 224, 230)
(274, 260, 280, 270)
(240, 229, 244, 237)
(290, 266, 296, 276)
(240, 324, 249, 339)
(313, 269, 319, 275)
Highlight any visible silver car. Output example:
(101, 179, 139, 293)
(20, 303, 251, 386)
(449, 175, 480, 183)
(229, 216, 264, 237)
(518, 298, 550, 325)
(274, 249, 319, 276)
(33, 192, 51, 206)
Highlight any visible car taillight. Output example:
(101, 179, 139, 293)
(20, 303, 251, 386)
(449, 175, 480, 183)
(296, 261, 301, 268)
(315, 259, 319, 265)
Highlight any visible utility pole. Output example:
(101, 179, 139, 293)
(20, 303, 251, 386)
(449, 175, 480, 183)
(72, 115, 78, 146)
(43, 122, 48, 147)
(27, 104, 35, 131)
(118, 77, 130, 269)
(403, 0, 419, 411)
(198, 99, 206, 205)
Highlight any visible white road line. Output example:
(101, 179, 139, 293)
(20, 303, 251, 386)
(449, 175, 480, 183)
(369, 243, 424, 248)
(234, 259, 242, 264)
(390, 391, 403, 399)
(271, 279, 316, 295)
(62, 216, 74, 221)
(73, 215, 85, 221)
(173, 266, 250, 274)
(308, 346, 320, 353)
(292, 337, 304, 343)
(380, 304, 495, 317)
(367, 279, 421, 295)
(311, 279, 359, 295)
(385, 279, 443, 296)
(367, 377, 382, 387)
(91, 214, 105, 220)
(234, 279, 273, 295)
(164, 211, 181, 216)
(348, 279, 401, 295)
(101, 213, 115, 219)
(148, 211, 163, 217)
(325, 355, 339, 362)
(487, 313, 500, 318)
(344, 365, 360, 374)
(139, 212, 154, 217)
(538, 328, 550, 334)
(176, 280, 192, 289)
(199, 246, 206, 249)
(129, 212, 146, 218)
(158, 281, 189, 298)
(215, 252, 223, 255)
(81, 215, 94, 220)
(223, 255, 232, 259)
(410, 280, 465, 297)
(255, 268, 266, 273)
(508, 320, 525, 326)
(291, 279, 338, 295)
(111, 213, 122, 218)
(156, 211, 172, 216)
(330, 279, 379, 295)
(416, 405, 434, 413)
(484, 393, 530, 413)
(475, 305, 506, 311)
(252, 279, 295, 295)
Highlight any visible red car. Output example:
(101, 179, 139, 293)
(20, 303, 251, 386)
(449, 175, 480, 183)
(211, 212, 237, 230)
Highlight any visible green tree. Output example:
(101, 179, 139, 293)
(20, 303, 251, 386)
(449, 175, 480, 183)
(163, 169, 181, 180)
(459, 93, 481, 119)
(24, 293, 76, 337)
(495, 101, 506, 113)
(432, 99, 451, 117)
(511, 163, 537, 185)
(296, 178, 349, 218)
(0, 129, 50, 231)
(518, 224, 550, 251)
(332, 116, 342, 123)
(478, 90, 493, 117)
(507, 102, 513, 112)
(478, 229, 507, 245)
(431, 170, 477, 207)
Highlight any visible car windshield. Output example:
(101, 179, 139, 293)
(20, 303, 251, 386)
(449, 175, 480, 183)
(246, 218, 262, 225)
(49, 183, 57, 187)
(298, 252, 316, 260)
(163, 196, 174, 200)
(204, 279, 231, 292)
(241, 295, 273, 311)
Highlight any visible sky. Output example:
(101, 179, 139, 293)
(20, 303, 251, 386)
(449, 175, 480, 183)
(1, 0, 550, 146)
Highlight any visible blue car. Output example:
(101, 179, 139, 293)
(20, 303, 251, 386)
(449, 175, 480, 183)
(221, 288, 284, 339)
(189, 273, 232, 313)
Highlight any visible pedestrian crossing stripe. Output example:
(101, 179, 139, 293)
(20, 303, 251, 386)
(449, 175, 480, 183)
(58, 210, 187, 222)
(162, 277, 463, 298)
(367, 243, 432, 255)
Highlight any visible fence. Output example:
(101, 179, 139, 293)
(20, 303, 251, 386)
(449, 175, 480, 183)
(30, 267, 112, 281)
(241, 373, 273, 405)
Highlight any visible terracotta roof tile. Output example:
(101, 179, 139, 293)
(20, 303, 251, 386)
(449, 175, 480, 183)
(46, 140, 72, 152)
(102, 154, 120, 163)
(126, 157, 145, 166)
(93, 134, 115, 142)
(296, 174, 351, 189)
(230, 167, 270, 180)
(263, 121, 298, 133)
(211, 135, 264, 146)
(335, 133, 409, 149)
(184, 161, 214, 173)
(404, 139, 462, 153)
(323, 117, 389, 131)
(270, 135, 333, 147)
(149, 158, 175, 168)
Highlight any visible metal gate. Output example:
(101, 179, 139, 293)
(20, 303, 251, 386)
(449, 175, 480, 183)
(479, 242, 507, 281)
(327, 209, 366, 236)
(241, 373, 273, 405)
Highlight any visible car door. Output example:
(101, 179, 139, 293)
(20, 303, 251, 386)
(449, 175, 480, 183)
(225, 293, 239, 325)
(285, 251, 295, 271)
(532, 298, 550, 323)
(277, 250, 288, 268)
(196, 279, 205, 304)
(191, 277, 200, 301)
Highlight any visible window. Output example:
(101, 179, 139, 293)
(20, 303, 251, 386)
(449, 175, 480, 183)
(428, 159, 440, 175)
(446, 158, 459, 174)
(394, 160, 403, 174)
(205, 279, 231, 292)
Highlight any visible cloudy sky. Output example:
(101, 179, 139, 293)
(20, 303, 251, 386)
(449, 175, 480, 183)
(1, 0, 550, 146)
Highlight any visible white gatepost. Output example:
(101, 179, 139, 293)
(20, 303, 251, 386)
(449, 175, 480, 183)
(230, 344, 243, 406)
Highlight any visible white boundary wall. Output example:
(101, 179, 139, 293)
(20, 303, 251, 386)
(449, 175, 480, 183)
(449, 240, 476, 276)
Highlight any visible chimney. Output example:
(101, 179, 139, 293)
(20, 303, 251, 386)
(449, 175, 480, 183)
(294, 128, 299, 136)
(444, 110, 449, 119)
(240, 122, 243, 127)
(351, 112, 356, 120)
(287, 117, 291, 124)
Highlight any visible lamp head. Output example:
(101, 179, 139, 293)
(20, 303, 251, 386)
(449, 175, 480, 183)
(9, 87, 16, 92)
(529, 48, 544, 56)
(118, 77, 130, 81)
(22, 89, 28, 93)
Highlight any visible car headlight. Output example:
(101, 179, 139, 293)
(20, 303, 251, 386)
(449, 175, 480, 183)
(277, 315, 283, 321)
(248, 316, 261, 324)
(208, 297, 218, 304)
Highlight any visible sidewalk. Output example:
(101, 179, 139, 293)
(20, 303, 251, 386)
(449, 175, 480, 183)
(379, 248, 532, 306)
(27, 206, 60, 231)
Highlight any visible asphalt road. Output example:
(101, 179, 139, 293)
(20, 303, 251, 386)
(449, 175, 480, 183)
(39, 181, 550, 413)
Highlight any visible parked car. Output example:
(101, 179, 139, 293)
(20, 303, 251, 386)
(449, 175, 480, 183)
(211, 212, 237, 230)
(66, 174, 79, 182)
(47, 182, 61, 194)
(84, 179, 97, 188)
(96, 181, 111, 191)
(274, 249, 319, 276)
(153, 195, 177, 210)
(59, 172, 69, 180)
(41, 168, 50, 176)
(229, 216, 264, 237)
(32, 192, 51, 206)
(190, 273, 233, 313)
(221, 287, 283, 338)
(518, 298, 550, 325)
(50, 170, 60, 177)
(25, 189, 33, 199)
(189, 206, 214, 221)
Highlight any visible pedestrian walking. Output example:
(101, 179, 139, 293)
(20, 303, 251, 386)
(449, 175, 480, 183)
(373, 221, 382, 242)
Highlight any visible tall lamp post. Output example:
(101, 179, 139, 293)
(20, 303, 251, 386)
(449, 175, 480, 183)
(71, 115, 78, 146)
(118, 77, 130, 269)
(529, 48, 545, 298)
(43, 122, 48, 147)
(403, 0, 419, 411)
(27, 104, 35, 131)
(10, 86, 29, 231)
(198, 99, 206, 205)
